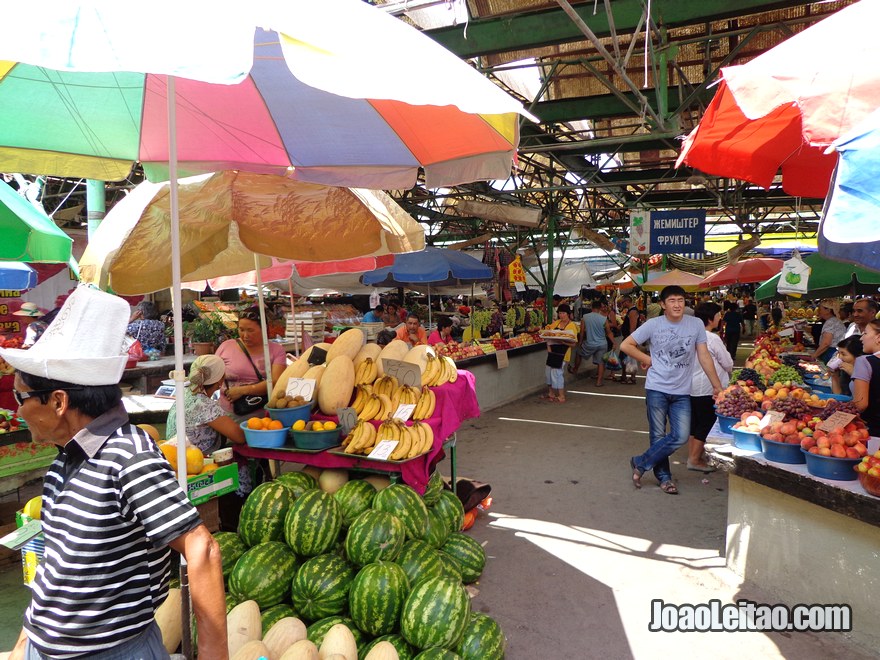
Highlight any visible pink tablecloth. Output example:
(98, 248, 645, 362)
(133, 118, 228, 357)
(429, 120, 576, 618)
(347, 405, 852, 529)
(234, 370, 480, 493)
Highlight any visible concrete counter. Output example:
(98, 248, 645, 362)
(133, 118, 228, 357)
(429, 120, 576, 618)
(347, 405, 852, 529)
(454, 343, 547, 412)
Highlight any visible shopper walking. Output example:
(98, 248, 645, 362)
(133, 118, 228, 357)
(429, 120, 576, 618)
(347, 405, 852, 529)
(620, 286, 723, 495)
(722, 301, 744, 361)
(571, 300, 614, 385)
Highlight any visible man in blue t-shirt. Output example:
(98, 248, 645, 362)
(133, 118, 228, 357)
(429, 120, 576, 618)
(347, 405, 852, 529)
(620, 285, 723, 494)
(363, 304, 384, 323)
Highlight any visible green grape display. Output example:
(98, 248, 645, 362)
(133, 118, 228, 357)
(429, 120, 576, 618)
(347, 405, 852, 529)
(770, 365, 802, 385)
(471, 310, 492, 332)
(504, 308, 517, 328)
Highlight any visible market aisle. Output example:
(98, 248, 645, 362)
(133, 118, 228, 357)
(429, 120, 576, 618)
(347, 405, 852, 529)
(452, 374, 874, 659)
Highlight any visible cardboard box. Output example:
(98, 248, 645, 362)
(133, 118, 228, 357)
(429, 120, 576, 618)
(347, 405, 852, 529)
(186, 463, 238, 506)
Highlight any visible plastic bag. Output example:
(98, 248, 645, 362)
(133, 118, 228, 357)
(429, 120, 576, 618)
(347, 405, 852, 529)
(602, 349, 622, 371)
(776, 250, 811, 295)
(624, 355, 639, 375)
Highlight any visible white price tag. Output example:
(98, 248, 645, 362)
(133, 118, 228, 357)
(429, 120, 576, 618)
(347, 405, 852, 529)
(495, 349, 509, 369)
(337, 407, 358, 435)
(286, 378, 317, 401)
(382, 358, 422, 387)
(514, 281, 526, 292)
(392, 404, 416, 422)
(758, 410, 785, 429)
(368, 439, 398, 461)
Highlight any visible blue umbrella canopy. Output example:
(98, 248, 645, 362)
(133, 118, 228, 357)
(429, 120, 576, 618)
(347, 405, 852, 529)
(819, 108, 880, 270)
(361, 246, 492, 286)
(0, 261, 37, 289)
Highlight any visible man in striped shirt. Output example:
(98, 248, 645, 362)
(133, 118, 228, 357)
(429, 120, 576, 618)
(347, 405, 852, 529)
(2, 287, 227, 659)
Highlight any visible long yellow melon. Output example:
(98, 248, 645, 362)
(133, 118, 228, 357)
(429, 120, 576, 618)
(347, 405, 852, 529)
(325, 328, 366, 364)
(279, 639, 320, 660)
(302, 365, 325, 407)
(376, 339, 409, 377)
(232, 640, 272, 660)
(154, 587, 182, 653)
(270, 342, 331, 400)
(227, 600, 261, 658)
(317, 356, 355, 415)
(353, 343, 382, 370)
(403, 344, 436, 374)
(262, 618, 307, 660)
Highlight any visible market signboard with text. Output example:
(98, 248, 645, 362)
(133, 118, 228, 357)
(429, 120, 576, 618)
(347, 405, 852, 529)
(629, 210, 706, 255)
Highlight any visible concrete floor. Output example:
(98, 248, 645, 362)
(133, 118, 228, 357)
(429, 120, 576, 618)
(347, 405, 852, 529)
(0, 339, 875, 658)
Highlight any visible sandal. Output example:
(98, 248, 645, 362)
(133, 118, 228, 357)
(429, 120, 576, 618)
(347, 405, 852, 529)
(629, 458, 643, 489)
(660, 481, 679, 495)
(595, 380, 604, 387)
(539, 395, 557, 401)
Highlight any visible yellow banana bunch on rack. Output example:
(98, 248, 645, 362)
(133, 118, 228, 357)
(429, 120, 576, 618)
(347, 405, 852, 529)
(424, 355, 458, 387)
(409, 420, 435, 457)
(421, 354, 441, 386)
(357, 393, 382, 421)
(375, 393, 394, 421)
(342, 419, 378, 454)
(412, 386, 437, 421)
(373, 375, 399, 399)
(391, 384, 421, 411)
(351, 384, 373, 415)
(355, 357, 378, 385)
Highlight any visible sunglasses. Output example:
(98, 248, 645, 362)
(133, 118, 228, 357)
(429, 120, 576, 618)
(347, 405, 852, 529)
(13, 387, 82, 407)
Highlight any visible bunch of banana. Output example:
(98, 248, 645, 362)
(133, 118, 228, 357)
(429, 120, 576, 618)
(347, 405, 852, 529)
(351, 385, 374, 415)
(410, 420, 435, 456)
(375, 420, 432, 460)
(355, 357, 378, 385)
(412, 386, 437, 421)
(391, 384, 421, 411)
(342, 419, 378, 454)
(373, 375, 399, 399)
(357, 393, 395, 421)
(422, 354, 459, 387)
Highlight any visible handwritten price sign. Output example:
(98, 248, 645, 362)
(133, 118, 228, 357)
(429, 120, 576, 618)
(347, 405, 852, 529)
(336, 407, 358, 436)
(368, 439, 398, 461)
(382, 358, 421, 388)
(286, 378, 317, 401)
(817, 412, 856, 433)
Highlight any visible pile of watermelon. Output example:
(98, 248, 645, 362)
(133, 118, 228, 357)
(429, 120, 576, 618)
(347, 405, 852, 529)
(214, 469, 506, 659)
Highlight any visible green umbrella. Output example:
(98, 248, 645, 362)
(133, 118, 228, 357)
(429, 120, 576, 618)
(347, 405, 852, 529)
(0, 180, 72, 262)
(755, 252, 880, 300)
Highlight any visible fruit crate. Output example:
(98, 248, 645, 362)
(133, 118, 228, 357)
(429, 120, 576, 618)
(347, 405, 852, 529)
(287, 312, 326, 343)
(359, 322, 385, 341)
(186, 463, 239, 506)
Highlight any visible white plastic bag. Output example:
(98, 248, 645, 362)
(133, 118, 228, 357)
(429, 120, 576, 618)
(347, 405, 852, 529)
(776, 250, 811, 295)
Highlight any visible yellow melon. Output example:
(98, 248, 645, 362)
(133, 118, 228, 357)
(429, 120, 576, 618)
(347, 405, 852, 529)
(262, 618, 307, 660)
(227, 600, 261, 658)
(317, 356, 356, 415)
(154, 587, 182, 653)
(376, 339, 410, 377)
(353, 342, 383, 370)
(325, 328, 366, 364)
(403, 344, 436, 374)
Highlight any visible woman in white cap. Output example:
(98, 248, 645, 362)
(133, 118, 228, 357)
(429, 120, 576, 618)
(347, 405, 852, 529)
(13, 301, 45, 347)
(166, 354, 245, 457)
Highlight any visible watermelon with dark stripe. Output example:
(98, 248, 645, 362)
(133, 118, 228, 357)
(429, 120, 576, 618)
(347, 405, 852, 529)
(422, 470, 444, 506)
(394, 539, 445, 588)
(456, 612, 505, 660)
(225, 593, 242, 614)
(414, 649, 461, 659)
(423, 507, 450, 549)
(431, 490, 464, 535)
(213, 532, 248, 579)
(276, 471, 318, 498)
(306, 615, 369, 649)
(440, 533, 486, 584)
(345, 510, 406, 566)
(349, 561, 410, 636)
(362, 634, 417, 660)
(333, 479, 377, 526)
(229, 541, 299, 608)
(435, 552, 462, 582)
(284, 489, 343, 557)
(291, 553, 356, 622)
(260, 603, 298, 631)
(373, 483, 429, 540)
(400, 576, 470, 650)
(238, 481, 295, 546)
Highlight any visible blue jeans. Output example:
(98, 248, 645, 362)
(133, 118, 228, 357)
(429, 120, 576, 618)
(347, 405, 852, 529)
(634, 389, 691, 484)
(25, 620, 169, 659)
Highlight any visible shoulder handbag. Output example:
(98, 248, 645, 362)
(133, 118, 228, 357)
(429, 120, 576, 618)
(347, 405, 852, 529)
(229, 340, 269, 415)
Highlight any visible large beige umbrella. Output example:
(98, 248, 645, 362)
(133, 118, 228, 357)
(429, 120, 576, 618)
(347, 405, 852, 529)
(641, 268, 707, 293)
(80, 171, 424, 295)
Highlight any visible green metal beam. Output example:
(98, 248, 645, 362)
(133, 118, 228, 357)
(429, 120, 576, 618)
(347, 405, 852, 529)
(531, 87, 714, 123)
(427, 0, 822, 58)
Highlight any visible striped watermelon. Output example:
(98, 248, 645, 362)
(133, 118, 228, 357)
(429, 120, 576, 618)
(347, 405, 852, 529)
(284, 489, 343, 557)
(422, 470, 444, 506)
(435, 552, 462, 582)
(373, 484, 429, 540)
(362, 634, 417, 660)
(229, 541, 299, 609)
(276, 471, 318, 498)
(238, 481, 295, 546)
(431, 490, 464, 535)
(456, 612, 505, 660)
(260, 603, 298, 631)
(400, 576, 470, 650)
(213, 531, 247, 578)
(394, 540, 445, 588)
(440, 533, 486, 584)
(225, 593, 242, 614)
(333, 479, 377, 526)
(291, 553, 356, 622)
(423, 507, 450, 549)
(306, 615, 368, 649)
(345, 510, 406, 566)
(414, 649, 461, 659)
(349, 561, 411, 636)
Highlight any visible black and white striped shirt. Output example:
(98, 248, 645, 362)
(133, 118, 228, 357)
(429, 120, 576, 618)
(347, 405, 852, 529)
(25, 404, 201, 658)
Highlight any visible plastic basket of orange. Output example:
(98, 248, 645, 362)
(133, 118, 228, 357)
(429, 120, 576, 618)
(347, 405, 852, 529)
(241, 416, 289, 448)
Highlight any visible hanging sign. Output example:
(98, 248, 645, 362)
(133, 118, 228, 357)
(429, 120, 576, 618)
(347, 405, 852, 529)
(629, 210, 650, 255)
(629, 210, 706, 255)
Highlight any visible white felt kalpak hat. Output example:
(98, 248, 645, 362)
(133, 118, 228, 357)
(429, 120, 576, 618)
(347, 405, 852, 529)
(0, 285, 130, 386)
